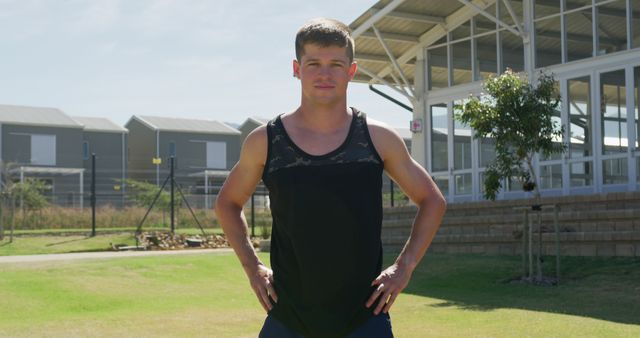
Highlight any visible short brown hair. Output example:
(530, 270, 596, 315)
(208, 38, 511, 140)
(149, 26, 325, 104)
(295, 18, 355, 63)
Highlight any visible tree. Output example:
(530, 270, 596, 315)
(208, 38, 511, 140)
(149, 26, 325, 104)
(0, 162, 50, 242)
(454, 69, 565, 201)
(454, 69, 566, 283)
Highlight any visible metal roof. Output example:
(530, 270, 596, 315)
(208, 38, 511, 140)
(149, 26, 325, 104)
(0, 104, 84, 128)
(238, 116, 270, 130)
(72, 116, 128, 133)
(129, 115, 241, 135)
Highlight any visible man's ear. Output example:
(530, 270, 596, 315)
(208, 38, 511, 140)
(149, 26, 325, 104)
(292, 59, 300, 79)
(348, 62, 357, 81)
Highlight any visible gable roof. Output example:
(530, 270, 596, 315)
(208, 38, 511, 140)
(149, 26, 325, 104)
(238, 116, 270, 130)
(0, 104, 83, 128)
(127, 115, 240, 135)
(72, 116, 128, 133)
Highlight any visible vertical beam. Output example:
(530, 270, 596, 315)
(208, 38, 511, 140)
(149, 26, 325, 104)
(447, 32, 453, 87)
(593, 2, 599, 57)
(523, 0, 536, 82)
(79, 170, 84, 210)
(121, 132, 126, 207)
(20, 166, 24, 210)
(625, 66, 635, 191)
(156, 130, 160, 186)
(471, 17, 478, 81)
(413, 48, 428, 167)
(496, 2, 503, 73)
(205, 172, 209, 210)
(561, 0, 567, 63)
(627, 0, 633, 50)
(0, 123, 3, 189)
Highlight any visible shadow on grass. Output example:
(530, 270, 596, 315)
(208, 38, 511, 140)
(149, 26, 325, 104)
(45, 236, 91, 247)
(399, 253, 640, 325)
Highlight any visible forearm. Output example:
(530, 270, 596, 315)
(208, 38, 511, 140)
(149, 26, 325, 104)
(216, 200, 263, 272)
(395, 195, 446, 271)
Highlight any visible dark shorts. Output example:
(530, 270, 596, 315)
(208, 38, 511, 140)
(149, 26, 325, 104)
(258, 313, 393, 338)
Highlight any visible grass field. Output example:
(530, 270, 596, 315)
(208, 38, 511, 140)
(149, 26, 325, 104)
(1, 252, 638, 337)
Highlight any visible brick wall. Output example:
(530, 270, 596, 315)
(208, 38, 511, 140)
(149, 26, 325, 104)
(382, 192, 640, 257)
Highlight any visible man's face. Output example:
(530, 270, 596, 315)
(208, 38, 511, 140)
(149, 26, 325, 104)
(293, 43, 357, 106)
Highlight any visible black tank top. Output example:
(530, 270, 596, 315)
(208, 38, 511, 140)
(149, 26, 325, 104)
(262, 108, 384, 338)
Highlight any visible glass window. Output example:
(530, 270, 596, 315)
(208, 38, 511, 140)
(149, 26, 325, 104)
(603, 158, 628, 184)
(475, 4, 496, 34)
(433, 175, 449, 197)
(451, 20, 470, 41)
(600, 69, 628, 154)
(453, 100, 472, 170)
(428, 46, 448, 90)
(82, 141, 89, 160)
(454, 173, 473, 195)
(566, 9, 593, 62)
(500, 0, 522, 27)
(452, 41, 472, 85)
(540, 164, 563, 189)
(570, 162, 593, 187)
(480, 137, 496, 167)
(568, 76, 592, 158)
(507, 175, 523, 192)
(476, 33, 498, 80)
(595, 0, 627, 55)
(566, 0, 592, 11)
(635, 67, 640, 148)
(535, 0, 560, 19)
(535, 16, 562, 68)
(501, 30, 524, 72)
(430, 104, 448, 172)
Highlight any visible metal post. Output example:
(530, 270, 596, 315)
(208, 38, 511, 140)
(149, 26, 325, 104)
(170, 156, 175, 233)
(91, 153, 96, 237)
(554, 204, 561, 284)
(204, 172, 209, 210)
(251, 193, 255, 238)
(522, 209, 528, 278)
(528, 212, 533, 280)
(390, 178, 395, 207)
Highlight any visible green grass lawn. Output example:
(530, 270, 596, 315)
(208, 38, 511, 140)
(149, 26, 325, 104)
(1, 252, 638, 337)
(0, 229, 234, 256)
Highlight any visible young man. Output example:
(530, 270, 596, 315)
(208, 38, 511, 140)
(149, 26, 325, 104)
(215, 18, 446, 338)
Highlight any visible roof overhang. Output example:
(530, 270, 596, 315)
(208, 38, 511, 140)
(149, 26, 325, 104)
(350, 0, 507, 104)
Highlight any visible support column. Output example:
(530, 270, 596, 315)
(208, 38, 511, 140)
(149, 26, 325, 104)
(522, 0, 536, 82)
(412, 47, 428, 168)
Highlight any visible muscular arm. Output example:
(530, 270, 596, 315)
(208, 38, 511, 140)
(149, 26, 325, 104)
(365, 120, 447, 314)
(214, 126, 277, 312)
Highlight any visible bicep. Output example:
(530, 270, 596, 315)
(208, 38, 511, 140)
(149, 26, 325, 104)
(373, 127, 439, 205)
(217, 128, 267, 208)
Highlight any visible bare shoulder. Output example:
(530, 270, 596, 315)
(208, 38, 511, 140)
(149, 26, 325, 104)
(366, 117, 408, 162)
(241, 124, 268, 166)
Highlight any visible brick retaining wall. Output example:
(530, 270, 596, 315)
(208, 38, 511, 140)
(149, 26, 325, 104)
(382, 191, 640, 257)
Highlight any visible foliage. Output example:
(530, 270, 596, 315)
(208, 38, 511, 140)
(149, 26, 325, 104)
(122, 178, 175, 212)
(455, 69, 566, 200)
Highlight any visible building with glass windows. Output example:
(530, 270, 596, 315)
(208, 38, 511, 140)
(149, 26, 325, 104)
(350, 0, 640, 203)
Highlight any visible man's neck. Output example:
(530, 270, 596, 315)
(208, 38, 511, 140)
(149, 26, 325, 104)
(294, 100, 351, 133)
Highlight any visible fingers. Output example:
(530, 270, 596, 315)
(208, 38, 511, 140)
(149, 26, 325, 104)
(382, 292, 398, 313)
(365, 282, 384, 308)
(253, 287, 270, 312)
(265, 280, 278, 303)
(374, 289, 392, 315)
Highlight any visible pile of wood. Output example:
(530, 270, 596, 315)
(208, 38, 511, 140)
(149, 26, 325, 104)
(136, 231, 230, 250)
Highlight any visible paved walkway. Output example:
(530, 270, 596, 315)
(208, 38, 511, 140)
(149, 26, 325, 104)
(0, 248, 234, 264)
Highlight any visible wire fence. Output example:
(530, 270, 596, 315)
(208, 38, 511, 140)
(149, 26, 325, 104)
(0, 156, 409, 237)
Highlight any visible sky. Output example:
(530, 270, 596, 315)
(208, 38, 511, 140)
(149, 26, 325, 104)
(0, 0, 412, 129)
